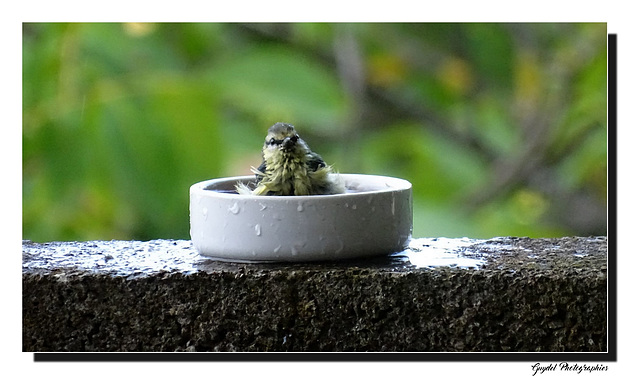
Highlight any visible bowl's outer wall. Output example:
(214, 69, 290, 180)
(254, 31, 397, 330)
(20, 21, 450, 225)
(190, 175, 412, 262)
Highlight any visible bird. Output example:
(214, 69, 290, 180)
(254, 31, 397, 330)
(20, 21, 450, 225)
(236, 122, 345, 196)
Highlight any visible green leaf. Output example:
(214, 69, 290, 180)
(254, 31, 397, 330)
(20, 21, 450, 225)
(361, 122, 487, 202)
(209, 46, 349, 134)
(474, 96, 520, 157)
(463, 23, 515, 91)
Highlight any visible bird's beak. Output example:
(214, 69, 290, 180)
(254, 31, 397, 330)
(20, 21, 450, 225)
(282, 135, 298, 151)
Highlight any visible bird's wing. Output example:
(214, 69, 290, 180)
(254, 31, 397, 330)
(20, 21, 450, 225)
(306, 151, 327, 172)
(254, 160, 267, 183)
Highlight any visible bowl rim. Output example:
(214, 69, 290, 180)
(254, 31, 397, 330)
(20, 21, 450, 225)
(190, 173, 412, 201)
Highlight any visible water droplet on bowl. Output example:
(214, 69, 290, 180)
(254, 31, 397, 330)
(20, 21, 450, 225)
(297, 203, 304, 212)
(202, 207, 208, 219)
(254, 224, 261, 236)
(273, 245, 281, 253)
(391, 195, 396, 216)
(335, 239, 344, 254)
(228, 202, 240, 214)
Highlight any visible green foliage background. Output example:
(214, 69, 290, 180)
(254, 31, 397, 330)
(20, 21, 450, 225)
(23, 23, 607, 242)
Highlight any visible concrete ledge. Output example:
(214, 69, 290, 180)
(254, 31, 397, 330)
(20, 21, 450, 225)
(22, 237, 607, 352)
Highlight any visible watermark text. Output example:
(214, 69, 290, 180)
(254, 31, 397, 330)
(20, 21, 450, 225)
(531, 362, 608, 376)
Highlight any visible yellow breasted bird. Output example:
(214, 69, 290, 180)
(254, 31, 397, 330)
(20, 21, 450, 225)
(236, 122, 345, 196)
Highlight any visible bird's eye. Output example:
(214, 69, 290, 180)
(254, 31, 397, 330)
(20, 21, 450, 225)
(268, 138, 276, 145)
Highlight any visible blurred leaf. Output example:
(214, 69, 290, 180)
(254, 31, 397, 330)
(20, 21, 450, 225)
(508, 188, 550, 226)
(474, 96, 520, 157)
(472, 197, 565, 238)
(410, 72, 458, 111)
(290, 23, 334, 48)
(78, 23, 183, 76)
(552, 47, 607, 194)
(514, 50, 543, 105)
(146, 75, 223, 183)
(463, 23, 515, 91)
(552, 49, 607, 152)
(208, 46, 349, 134)
(557, 127, 607, 192)
(437, 56, 474, 96)
(361, 122, 487, 202)
(412, 200, 477, 238)
(368, 52, 409, 88)
(156, 23, 225, 67)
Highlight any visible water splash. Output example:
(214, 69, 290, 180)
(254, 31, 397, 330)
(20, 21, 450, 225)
(393, 238, 486, 269)
(22, 240, 206, 278)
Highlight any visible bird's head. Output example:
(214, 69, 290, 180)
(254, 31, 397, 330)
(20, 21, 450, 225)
(262, 122, 308, 159)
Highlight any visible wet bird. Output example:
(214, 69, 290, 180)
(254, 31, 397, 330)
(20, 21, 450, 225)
(236, 122, 345, 196)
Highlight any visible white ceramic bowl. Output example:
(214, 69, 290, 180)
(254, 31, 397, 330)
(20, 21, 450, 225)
(189, 174, 412, 263)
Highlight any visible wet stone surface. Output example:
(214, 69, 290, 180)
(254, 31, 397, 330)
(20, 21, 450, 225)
(22, 237, 607, 352)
